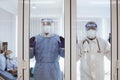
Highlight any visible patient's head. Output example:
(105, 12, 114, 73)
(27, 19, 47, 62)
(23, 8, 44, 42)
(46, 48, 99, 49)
(4, 50, 14, 59)
(4, 50, 13, 55)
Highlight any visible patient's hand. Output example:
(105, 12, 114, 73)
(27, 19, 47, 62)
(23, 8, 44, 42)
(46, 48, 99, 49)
(8, 68, 17, 74)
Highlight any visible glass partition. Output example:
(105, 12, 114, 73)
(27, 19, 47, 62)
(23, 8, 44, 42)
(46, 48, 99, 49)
(0, 0, 18, 80)
(29, 0, 65, 80)
(76, 0, 111, 80)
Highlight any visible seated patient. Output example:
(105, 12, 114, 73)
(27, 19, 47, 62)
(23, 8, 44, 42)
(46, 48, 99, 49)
(0, 50, 17, 79)
(6, 50, 18, 77)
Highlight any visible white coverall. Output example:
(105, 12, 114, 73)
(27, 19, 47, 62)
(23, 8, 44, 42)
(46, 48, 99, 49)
(77, 37, 110, 80)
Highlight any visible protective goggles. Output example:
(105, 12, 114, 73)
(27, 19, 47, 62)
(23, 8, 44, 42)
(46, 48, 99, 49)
(85, 23, 97, 30)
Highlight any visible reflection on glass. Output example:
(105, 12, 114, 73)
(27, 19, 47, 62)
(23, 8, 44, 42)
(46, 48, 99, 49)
(76, 0, 111, 80)
(0, 0, 18, 80)
(29, 0, 64, 80)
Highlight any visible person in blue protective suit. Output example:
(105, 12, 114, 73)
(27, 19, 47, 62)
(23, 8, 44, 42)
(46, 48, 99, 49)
(0, 50, 16, 80)
(30, 18, 65, 80)
(0, 50, 6, 71)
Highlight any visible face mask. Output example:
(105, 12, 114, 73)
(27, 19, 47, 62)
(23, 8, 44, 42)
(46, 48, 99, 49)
(86, 30, 96, 39)
(43, 26, 51, 34)
(6, 54, 13, 59)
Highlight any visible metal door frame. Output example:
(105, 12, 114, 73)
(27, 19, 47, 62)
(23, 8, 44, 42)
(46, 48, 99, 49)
(111, 0, 118, 80)
(18, 0, 120, 80)
(22, 0, 71, 80)
(118, 0, 120, 79)
(18, 0, 24, 80)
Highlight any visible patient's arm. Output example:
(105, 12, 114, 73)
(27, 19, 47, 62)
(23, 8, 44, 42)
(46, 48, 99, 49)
(7, 68, 17, 74)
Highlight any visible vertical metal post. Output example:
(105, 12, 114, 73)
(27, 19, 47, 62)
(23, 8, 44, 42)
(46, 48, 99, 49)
(64, 0, 71, 80)
(117, 0, 120, 79)
(23, 0, 30, 80)
(71, 0, 77, 80)
(18, 0, 24, 80)
(111, 0, 118, 80)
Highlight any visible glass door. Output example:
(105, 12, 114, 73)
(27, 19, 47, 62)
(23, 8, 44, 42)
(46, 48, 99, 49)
(0, 0, 20, 80)
(29, 0, 65, 80)
(71, 0, 118, 80)
(23, 0, 71, 80)
(22, 0, 119, 80)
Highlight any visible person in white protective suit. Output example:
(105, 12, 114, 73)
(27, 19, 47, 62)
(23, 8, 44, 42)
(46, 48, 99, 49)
(77, 21, 111, 80)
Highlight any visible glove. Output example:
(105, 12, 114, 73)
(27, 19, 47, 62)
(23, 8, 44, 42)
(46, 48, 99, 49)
(59, 36, 65, 48)
(30, 37, 36, 48)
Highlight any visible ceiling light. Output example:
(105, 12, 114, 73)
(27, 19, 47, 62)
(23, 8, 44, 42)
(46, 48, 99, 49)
(32, 4, 37, 9)
(91, 1, 110, 5)
(31, 1, 56, 4)
(32, 6, 36, 9)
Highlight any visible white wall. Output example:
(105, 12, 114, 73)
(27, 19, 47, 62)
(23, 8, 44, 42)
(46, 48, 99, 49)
(0, 8, 17, 56)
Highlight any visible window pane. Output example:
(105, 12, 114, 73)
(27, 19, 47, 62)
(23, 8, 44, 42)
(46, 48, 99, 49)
(76, 0, 111, 80)
(0, 0, 18, 80)
(29, 0, 65, 80)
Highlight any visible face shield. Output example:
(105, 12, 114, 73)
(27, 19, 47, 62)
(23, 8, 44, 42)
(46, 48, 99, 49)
(41, 18, 54, 36)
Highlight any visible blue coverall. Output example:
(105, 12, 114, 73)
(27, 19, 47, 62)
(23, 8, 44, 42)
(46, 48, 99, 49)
(30, 34, 64, 80)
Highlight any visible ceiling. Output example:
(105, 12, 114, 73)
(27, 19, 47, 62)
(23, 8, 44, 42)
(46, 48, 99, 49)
(0, 0, 110, 17)
(0, 0, 18, 14)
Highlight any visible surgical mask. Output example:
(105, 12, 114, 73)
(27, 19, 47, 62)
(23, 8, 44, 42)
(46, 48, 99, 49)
(6, 54, 13, 59)
(86, 30, 96, 39)
(43, 26, 51, 34)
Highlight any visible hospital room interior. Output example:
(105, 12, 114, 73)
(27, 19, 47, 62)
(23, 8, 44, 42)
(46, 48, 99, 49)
(0, 0, 119, 80)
